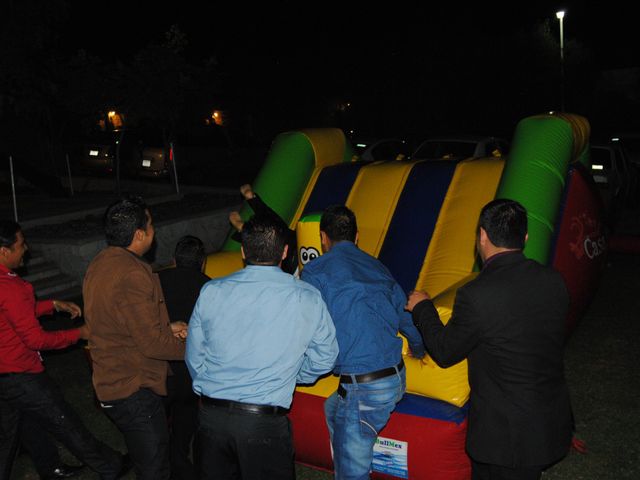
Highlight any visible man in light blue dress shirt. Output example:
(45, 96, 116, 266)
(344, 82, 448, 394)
(301, 205, 426, 480)
(186, 214, 338, 480)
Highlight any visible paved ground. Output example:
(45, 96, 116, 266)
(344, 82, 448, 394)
(7, 194, 640, 479)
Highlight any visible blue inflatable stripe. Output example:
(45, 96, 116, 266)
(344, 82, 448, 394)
(302, 163, 364, 216)
(378, 161, 457, 293)
(395, 393, 469, 425)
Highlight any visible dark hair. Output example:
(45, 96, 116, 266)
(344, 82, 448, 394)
(104, 195, 149, 247)
(320, 205, 357, 243)
(0, 220, 21, 248)
(241, 214, 287, 266)
(174, 235, 206, 269)
(478, 199, 527, 249)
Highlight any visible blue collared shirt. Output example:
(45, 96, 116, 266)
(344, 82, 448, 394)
(186, 265, 338, 408)
(301, 241, 426, 375)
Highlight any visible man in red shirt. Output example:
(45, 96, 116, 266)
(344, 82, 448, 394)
(0, 219, 129, 480)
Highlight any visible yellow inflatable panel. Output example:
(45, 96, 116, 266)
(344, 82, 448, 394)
(346, 161, 415, 257)
(203, 251, 244, 279)
(550, 113, 591, 162)
(296, 214, 323, 272)
(416, 157, 504, 298)
(298, 128, 347, 170)
(398, 158, 503, 406)
(297, 373, 339, 398)
(289, 129, 348, 228)
(405, 274, 477, 406)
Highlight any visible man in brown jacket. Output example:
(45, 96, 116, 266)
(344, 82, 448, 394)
(83, 196, 187, 480)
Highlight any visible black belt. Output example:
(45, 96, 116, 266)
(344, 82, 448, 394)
(339, 359, 404, 384)
(201, 396, 289, 416)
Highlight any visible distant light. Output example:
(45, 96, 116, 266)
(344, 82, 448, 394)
(611, 137, 620, 142)
(591, 164, 604, 170)
(556, 10, 565, 19)
(349, 130, 355, 134)
(356, 143, 367, 148)
(106, 110, 124, 129)
(211, 109, 224, 126)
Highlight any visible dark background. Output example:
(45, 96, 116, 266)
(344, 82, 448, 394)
(1, 0, 639, 176)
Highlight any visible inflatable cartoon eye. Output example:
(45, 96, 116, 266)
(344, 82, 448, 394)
(299, 246, 320, 265)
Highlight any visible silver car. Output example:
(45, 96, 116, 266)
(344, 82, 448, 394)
(411, 135, 509, 161)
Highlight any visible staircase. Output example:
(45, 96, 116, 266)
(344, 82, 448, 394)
(17, 250, 82, 301)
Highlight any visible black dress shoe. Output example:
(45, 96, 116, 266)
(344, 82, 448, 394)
(116, 453, 134, 479)
(43, 463, 85, 479)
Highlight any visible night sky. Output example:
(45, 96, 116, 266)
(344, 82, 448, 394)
(5, 1, 640, 147)
(62, 1, 637, 68)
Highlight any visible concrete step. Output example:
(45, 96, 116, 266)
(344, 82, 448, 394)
(19, 260, 61, 283)
(24, 251, 47, 267)
(31, 273, 80, 299)
(48, 285, 83, 302)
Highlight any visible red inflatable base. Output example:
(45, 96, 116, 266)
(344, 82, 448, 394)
(289, 392, 470, 480)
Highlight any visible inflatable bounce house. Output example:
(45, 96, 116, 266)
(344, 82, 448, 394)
(204, 112, 607, 479)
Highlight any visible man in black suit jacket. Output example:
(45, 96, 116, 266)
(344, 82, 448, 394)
(158, 235, 210, 480)
(406, 199, 573, 480)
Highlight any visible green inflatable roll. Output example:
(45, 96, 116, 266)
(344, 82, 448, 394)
(221, 131, 317, 251)
(496, 115, 573, 264)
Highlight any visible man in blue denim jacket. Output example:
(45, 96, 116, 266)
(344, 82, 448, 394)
(302, 205, 426, 480)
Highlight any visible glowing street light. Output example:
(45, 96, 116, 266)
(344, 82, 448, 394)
(556, 10, 566, 111)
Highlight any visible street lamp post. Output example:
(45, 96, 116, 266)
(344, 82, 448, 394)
(556, 10, 566, 111)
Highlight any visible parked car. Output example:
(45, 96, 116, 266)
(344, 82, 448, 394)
(610, 133, 640, 204)
(611, 133, 640, 166)
(128, 125, 232, 180)
(127, 128, 170, 179)
(411, 135, 509, 161)
(590, 141, 634, 215)
(350, 138, 411, 162)
(76, 131, 118, 176)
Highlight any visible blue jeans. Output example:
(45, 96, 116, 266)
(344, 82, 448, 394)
(325, 367, 406, 480)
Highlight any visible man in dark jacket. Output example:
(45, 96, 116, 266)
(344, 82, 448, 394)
(158, 235, 210, 480)
(406, 199, 573, 480)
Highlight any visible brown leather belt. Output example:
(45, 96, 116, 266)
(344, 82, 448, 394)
(339, 359, 404, 384)
(201, 396, 288, 416)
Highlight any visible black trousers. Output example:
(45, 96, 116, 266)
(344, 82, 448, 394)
(19, 413, 71, 476)
(0, 371, 122, 480)
(101, 388, 170, 480)
(165, 363, 199, 480)
(196, 401, 295, 480)
(472, 459, 544, 480)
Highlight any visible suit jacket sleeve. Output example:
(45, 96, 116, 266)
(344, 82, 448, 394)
(411, 287, 482, 368)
